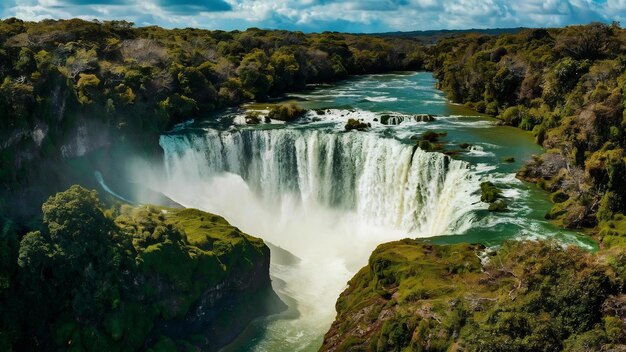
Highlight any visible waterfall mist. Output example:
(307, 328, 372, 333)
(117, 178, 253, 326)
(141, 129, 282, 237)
(148, 125, 483, 351)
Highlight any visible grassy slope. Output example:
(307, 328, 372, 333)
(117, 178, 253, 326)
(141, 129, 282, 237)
(111, 206, 280, 351)
(322, 239, 626, 352)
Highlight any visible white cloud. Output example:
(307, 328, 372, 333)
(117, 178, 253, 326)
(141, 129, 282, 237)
(0, 0, 622, 32)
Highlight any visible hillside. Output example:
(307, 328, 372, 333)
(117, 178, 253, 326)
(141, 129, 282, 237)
(428, 23, 626, 243)
(0, 185, 285, 350)
(322, 239, 626, 351)
(373, 27, 526, 45)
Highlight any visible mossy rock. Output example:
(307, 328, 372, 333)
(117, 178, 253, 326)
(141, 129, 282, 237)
(417, 140, 433, 151)
(503, 156, 515, 163)
(545, 198, 573, 220)
(598, 214, 626, 249)
(488, 199, 508, 212)
(345, 118, 370, 131)
(245, 111, 261, 124)
(551, 190, 570, 203)
(480, 181, 502, 203)
(267, 103, 305, 121)
(421, 131, 446, 142)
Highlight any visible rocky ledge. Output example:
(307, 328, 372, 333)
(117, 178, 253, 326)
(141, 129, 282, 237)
(321, 239, 626, 352)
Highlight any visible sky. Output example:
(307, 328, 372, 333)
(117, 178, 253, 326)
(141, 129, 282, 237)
(0, 0, 624, 33)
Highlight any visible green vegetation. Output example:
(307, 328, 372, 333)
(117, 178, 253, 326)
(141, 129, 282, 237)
(0, 18, 425, 224)
(344, 118, 370, 131)
(2, 18, 626, 351)
(480, 181, 502, 203)
(479, 182, 508, 211)
(504, 156, 515, 163)
(267, 103, 306, 122)
(415, 131, 447, 151)
(0, 185, 281, 351)
(430, 22, 626, 231)
(322, 239, 626, 351)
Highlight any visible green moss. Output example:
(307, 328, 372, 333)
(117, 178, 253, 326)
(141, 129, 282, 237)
(267, 103, 305, 121)
(417, 140, 433, 151)
(598, 213, 626, 248)
(480, 181, 502, 203)
(551, 190, 570, 203)
(503, 156, 515, 163)
(323, 240, 623, 352)
(344, 118, 369, 131)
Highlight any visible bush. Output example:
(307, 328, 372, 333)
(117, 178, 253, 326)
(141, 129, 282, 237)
(344, 118, 369, 131)
(480, 181, 502, 203)
(267, 103, 305, 121)
(485, 101, 498, 116)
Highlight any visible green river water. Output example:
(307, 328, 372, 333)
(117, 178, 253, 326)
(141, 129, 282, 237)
(155, 72, 595, 352)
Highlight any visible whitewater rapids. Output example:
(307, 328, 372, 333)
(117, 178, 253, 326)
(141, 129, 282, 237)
(160, 127, 482, 238)
(153, 123, 483, 351)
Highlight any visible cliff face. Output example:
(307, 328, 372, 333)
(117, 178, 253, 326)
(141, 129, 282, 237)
(0, 18, 426, 226)
(6, 186, 285, 351)
(137, 208, 286, 351)
(322, 239, 626, 352)
(108, 207, 286, 351)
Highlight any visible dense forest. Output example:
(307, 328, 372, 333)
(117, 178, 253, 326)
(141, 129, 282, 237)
(2, 18, 626, 351)
(323, 239, 626, 351)
(429, 23, 626, 243)
(0, 18, 426, 351)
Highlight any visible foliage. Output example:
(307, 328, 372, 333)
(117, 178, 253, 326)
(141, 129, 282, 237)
(1, 185, 275, 351)
(429, 22, 626, 232)
(322, 240, 626, 352)
(266, 103, 305, 121)
(344, 118, 369, 131)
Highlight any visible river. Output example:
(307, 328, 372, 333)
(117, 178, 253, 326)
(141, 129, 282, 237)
(150, 72, 594, 351)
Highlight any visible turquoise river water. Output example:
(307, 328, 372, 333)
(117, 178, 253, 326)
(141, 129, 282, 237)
(152, 72, 595, 352)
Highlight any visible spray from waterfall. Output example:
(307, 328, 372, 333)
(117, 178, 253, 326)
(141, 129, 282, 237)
(154, 124, 484, 352)
(160, 127, 481, 237)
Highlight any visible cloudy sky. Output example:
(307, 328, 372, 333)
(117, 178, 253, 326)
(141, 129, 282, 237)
(1, 0, 624, 33)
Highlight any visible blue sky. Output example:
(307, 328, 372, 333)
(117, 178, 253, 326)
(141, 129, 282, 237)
(1, 0, 624, 33)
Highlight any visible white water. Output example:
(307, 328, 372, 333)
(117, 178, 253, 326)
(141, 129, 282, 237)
(152, 125, 484, 351)
(160, 127, 481, 237)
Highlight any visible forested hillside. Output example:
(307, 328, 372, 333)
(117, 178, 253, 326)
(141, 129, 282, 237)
(0, 17, 424, 156)
(1, 185, 283, 350)
(323, 239, 626, 351)
(0, 17, 425, 228)
(429, 23, 626, 242)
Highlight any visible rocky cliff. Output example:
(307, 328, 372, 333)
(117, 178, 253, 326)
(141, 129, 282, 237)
(3, 186, 285, 350)
(322, 239, 626, 352)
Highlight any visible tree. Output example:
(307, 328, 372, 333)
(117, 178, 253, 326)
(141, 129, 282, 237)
(19, 186, 120, 324)
(237, 49, 273, 99)
(269, 50, 299, 93)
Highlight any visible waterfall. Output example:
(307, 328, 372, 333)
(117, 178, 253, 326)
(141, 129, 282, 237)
(160, 127, 481, 237)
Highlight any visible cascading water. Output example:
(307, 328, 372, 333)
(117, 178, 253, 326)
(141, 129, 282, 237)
(145, 73, 590, 352)
(160, 127, 481, 238)
(156, 124, 484, 351)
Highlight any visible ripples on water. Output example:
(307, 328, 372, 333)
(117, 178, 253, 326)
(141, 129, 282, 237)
(147, 72, 593, 352)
